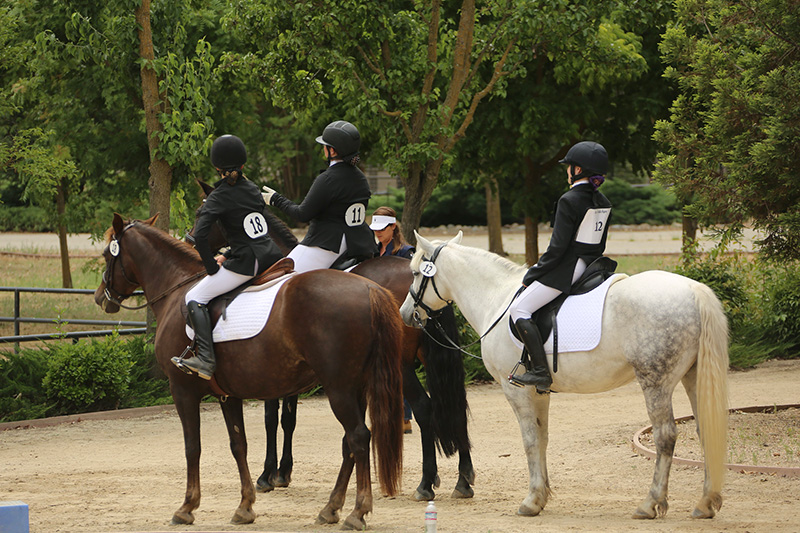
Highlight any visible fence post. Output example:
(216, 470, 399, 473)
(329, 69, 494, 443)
(14, 289, 20, 354)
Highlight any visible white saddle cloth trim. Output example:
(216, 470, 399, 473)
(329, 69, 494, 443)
(186, 273, 295, 343)
(508, 274, 626, 354)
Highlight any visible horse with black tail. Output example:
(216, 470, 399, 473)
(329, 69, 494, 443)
(95, 214, 404, 529)
(189, 180, 474, 500)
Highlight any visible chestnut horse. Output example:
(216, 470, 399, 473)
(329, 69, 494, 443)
(189, 180, 474, 501)
(94, 214, 404, 530)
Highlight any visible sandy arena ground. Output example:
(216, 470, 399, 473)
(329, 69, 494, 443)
(1, 359, 798, 533)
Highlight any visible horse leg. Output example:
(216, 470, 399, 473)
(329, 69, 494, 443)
(681, 364, 721, 519)
(257, 399, 279, 492)
(273, 395, 297, 488)
(219, 397, 257, 524)
(403, 365, 440, 500)
(315, 435, 354, 526)
(633, 384, 677, 519)
(453, 446, 476, 499)
(171, 391, 203, 525)
(502, 383, 551, 516)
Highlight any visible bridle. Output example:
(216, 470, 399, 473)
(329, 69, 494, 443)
(102, 222, 204, 310)
(408, 242, 513, 358)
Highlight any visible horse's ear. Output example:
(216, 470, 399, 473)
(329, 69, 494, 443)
(196, 179, 214, 197)
(414, 230, 434, 255)
(450, 231, 463, 245)
(112, 213, 125, 234)
(143, 213, 159, 226)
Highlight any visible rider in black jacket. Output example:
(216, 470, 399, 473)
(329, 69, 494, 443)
(261, 121, 375, 273)
(172, 134, 283, 380)
(509, 141, 613, 392)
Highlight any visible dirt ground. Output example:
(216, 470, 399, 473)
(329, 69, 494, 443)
(1, 359, 798, 533)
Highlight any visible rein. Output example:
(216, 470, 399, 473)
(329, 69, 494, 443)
(409, 243, 517, 359)
(103, 222, 205, 310)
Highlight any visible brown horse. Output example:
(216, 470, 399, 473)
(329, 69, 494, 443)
(94, 213, 404, 530)
(189, 180, 475, 501)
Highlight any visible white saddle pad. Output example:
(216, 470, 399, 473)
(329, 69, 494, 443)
(186, 274, 294, 343)
(508, 274, 626, 354)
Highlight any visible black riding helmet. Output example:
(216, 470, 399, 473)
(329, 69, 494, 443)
(210, 134, 247, 170)
(315, 121, 361, 158)
(559, 141, 608, 175)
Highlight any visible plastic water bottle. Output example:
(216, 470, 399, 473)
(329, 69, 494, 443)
(424, 500, 437, 533)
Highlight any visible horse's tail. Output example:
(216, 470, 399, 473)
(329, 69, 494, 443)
(692, 282, 730, 510)
(366, 285, 404, 496)
(423, 306, 471, 456)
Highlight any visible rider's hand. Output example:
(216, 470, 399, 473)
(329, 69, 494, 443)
(262, 186, 278, 206)
(215, 255, 226, 266)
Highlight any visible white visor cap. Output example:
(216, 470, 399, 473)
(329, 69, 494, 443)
(369, 215, 396, 231)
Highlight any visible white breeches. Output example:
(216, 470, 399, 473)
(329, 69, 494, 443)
(185, 265, 254, 305)
(509, 258, 588, 322)
(288, 235, 347, 274)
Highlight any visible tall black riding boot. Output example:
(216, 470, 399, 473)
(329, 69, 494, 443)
(172, 301, 216, 380)
(513, 318, 552, 392)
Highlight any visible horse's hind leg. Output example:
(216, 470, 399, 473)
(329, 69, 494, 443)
(274, 395, 297, 487)
(454, 447, 476, 499)
(634, 384, 677, 519)
(257, 399, 279, 492)
(681, 365, 722, 519)
(220, 397, 257, 524)
(315, 435, 355, 526)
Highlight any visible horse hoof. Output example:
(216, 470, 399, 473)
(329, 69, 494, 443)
(452, 485, 474, 499)
(171, 511, 194, 525)
(342, 514, 366, 530)
(517, 503, 542, 516)
(256, 480, 275, 493)
(414, 488, 435, 501)
(691, 507, 715, 519)
(270, 473, 291, 488)
(316, 508, 339, 525)
(632, 508, 656, 520)
(231, 508, 256, 524)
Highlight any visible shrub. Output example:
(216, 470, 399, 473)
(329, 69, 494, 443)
(0, 206, 54, 232)
(0, 348, 52, 422)
(759, 263, 800, 357)
(42, 334, 134, 415)
(602, 180, 681, 225)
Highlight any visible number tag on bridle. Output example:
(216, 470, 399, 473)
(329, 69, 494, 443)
(109, 239, 120, 257)
(420, 261, 437, 277)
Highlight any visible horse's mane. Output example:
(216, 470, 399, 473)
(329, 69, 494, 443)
(450, 242, 526, 277)
(264, 209, 299, 249)
(415, 237, 525, 278)
(106, 219, 201, 265)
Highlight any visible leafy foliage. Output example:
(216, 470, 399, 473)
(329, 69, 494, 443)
(654, 0, 800, 261)
(602, 180, 680, 225)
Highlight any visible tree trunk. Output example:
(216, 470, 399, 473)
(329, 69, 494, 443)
(400, 162, 438, 246)
(524, 215, 539, 267)
(136, 0, 172, 234)
(682, 213, 698, 251)
(523, 168, 541, 266)
(56, 182, 73, 288)
(485, 178, 505, 255)
(136, 0, 171, 345)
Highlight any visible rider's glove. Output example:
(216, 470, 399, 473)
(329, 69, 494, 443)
(261, 186, 278, 206)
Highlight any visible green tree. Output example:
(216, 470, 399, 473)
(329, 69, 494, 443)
(227, 0, 527, 243)
(452, 1, 672, 264)
(654, 0, 800, 261)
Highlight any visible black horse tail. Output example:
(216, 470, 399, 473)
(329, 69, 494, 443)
(423, 306, 471, 457)
(366, 285, 404, 496)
